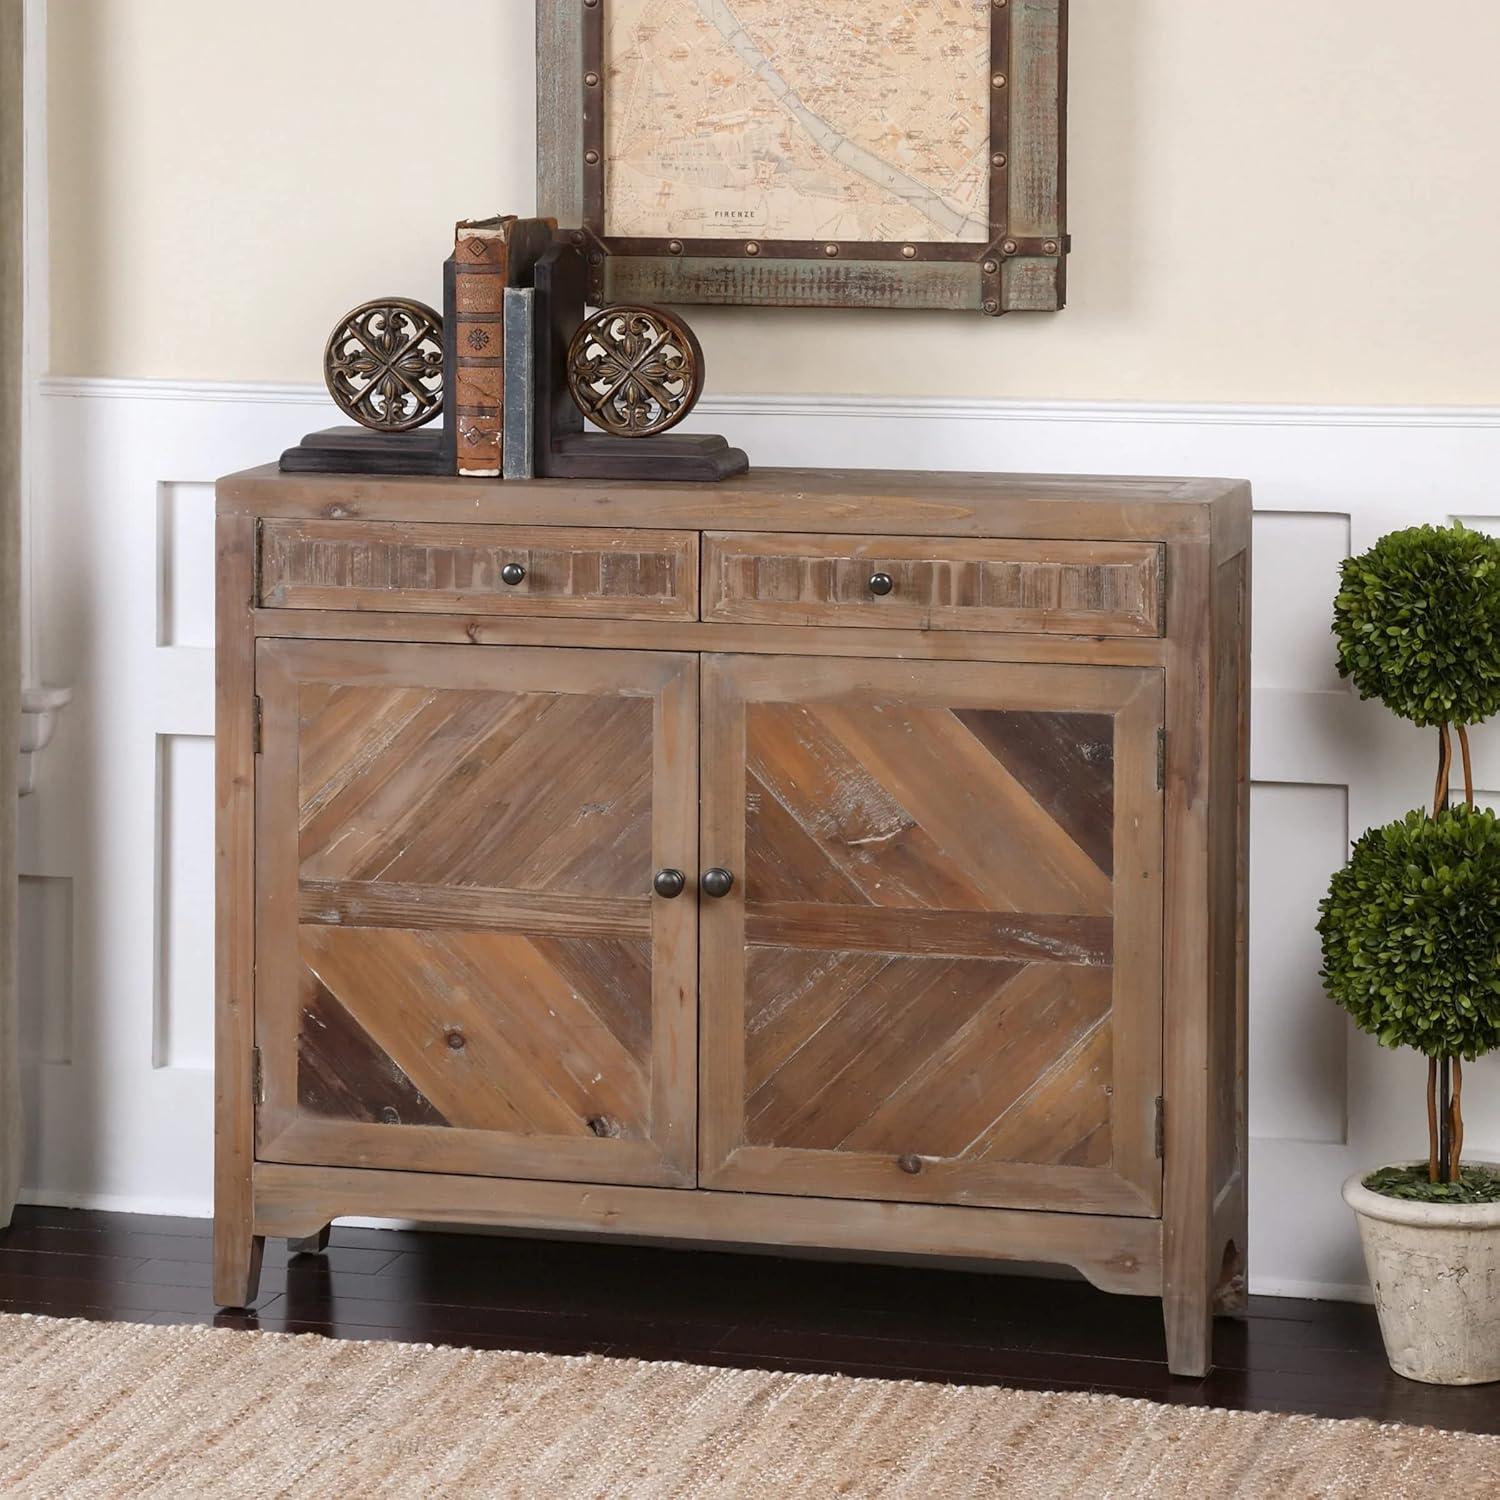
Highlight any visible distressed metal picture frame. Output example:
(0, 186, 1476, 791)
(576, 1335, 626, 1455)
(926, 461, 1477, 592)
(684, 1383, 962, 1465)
(537, 0, 1068, 316)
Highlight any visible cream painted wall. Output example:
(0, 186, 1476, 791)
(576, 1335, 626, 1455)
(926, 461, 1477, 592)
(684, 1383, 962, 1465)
(47, 1, 1500, 403)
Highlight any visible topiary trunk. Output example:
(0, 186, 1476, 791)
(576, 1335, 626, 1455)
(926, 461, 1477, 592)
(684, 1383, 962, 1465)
(1427, 721, 1473, 1185)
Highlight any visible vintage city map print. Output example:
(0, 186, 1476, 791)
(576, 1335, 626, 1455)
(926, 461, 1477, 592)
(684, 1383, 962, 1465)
(603, 0, 993, 244)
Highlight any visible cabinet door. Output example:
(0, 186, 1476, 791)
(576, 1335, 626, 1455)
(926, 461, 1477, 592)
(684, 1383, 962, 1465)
(700, 655, 1163, 1216)
(254, 640, 697, 1187)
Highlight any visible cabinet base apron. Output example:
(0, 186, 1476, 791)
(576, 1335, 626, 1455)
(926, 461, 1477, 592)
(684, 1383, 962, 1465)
(247, 1161, 1163, 1299)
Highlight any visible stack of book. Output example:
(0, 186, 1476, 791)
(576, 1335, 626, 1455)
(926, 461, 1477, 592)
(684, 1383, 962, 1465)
(443, 215, 555, 479)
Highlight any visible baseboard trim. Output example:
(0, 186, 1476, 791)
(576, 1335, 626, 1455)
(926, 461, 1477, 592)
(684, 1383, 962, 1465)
(36, 375, 1500, 431)
(18, 1187, 212, 1220)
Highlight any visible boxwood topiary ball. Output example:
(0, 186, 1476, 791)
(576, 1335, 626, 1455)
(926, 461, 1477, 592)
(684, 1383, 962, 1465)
(1332, 522, 1500, 727)
(1318, 805, 1500, 1061)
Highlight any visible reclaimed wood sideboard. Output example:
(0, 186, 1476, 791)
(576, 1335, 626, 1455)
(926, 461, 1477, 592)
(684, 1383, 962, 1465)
(215, 465, 1250, 1377)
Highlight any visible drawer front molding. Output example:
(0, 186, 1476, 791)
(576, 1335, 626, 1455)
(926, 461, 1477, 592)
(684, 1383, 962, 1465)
(704, 533, 1164, 636)
(259, 520, 699, 621)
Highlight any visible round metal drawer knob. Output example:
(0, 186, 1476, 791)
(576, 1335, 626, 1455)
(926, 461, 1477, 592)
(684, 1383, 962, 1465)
(653, 868, 687, 899)
(868, 572, 894, 597)
(701, 867, 735, 899)
(501, 562, 526, 586)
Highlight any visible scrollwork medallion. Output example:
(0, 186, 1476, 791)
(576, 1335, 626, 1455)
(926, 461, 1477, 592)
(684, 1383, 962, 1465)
(566, 304, 706, 438)
(323, 299, 444, 432)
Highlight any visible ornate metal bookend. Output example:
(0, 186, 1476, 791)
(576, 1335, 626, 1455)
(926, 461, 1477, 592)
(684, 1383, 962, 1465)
(566, 305, 705, 437)
(324, 299, 444, 431)
(281, 239, 747, 480)
(533, 245, 747, 482)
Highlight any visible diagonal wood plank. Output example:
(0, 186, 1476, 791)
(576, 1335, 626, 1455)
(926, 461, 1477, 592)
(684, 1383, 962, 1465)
(839, 962, 1113, 1161)
(502, 697, 655, 896)
(745, 769, 872, 905)
(747, 956, 1019, 1146)
(527, 935, 654, 1072)
(954, 709, 1115, 876)
(297, 685, 436, 824)
(746, 701, 996, 911)
(297, 972, 449, 1128)
(430, 931, 651, 1131)
(809, 701, 1115, 917)
(301, 926, 585, 1136)
(350, 691, 602, 887)
(299, 689, 560, 878)
(386, 694, 653, 895)
(754, 957, 1029, 1153)
(744, 947, 895, 1093)
(973, 1018, 1114, 1170)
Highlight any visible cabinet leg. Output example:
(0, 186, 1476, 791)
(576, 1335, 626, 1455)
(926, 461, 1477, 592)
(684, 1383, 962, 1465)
(288, 1224, 331, 1257)
(1162, 1287, 1214, 1379)
(213, 1228, 265, 1309)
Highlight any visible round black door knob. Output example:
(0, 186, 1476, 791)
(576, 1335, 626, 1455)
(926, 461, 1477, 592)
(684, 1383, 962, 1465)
(652, 868, 687, 899)
(701, 867, 735, 898)
(868, 572, 894, 596)
(501, 562, 526, 586)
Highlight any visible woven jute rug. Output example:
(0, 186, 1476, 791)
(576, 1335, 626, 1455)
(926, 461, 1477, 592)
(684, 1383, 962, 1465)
(1, 1314, 1495, 1498)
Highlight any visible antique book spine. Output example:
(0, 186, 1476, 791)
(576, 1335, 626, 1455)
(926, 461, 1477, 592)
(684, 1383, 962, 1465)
(502, 288, 536, 481)
(451, 216, 516, 476)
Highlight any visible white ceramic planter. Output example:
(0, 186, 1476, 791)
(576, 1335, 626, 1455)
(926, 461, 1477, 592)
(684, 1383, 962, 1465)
(1343, 1166, 1500, 1385)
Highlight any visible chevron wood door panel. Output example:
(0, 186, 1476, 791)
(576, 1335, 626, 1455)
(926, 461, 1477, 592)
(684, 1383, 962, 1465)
(700, 655, 1164, 1216)
(253, 639, 697, 1187)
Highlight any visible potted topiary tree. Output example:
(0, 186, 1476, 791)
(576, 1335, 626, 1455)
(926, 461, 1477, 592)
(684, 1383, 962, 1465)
(1319, 521, 1500, 1385)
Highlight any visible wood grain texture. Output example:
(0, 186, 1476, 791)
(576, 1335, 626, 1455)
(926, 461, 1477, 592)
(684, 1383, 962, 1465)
(699, 655, 1163, 1218)
(253, 641, 698, 1189)
(220, 464, 1248, 1378)
(1159, 512, 1252, 1377)
(254, 610, 1170, 668)
(704, 533, 1163, 636)
(259, 520, 698, 621)
(213, 510, 264, 1307)
(1009, 0, 1068, 236)
(219, 467, 1249, 543)
(251, 1163, 1163, 1298)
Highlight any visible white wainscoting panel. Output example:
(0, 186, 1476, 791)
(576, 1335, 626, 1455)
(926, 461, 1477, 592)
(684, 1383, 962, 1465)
(17, 378, 1500, 1291)
(153, 734, 216, 1072)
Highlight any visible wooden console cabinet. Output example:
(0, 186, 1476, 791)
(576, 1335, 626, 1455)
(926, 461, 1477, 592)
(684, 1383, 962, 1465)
(215, 466, 1250, 1378)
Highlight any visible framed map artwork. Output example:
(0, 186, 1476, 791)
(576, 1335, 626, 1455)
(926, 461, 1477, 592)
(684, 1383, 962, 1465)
(537, 0, 1069, 315)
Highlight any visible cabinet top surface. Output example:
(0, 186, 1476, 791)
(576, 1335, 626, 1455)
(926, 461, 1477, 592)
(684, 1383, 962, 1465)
(219, 464, 1249, 542)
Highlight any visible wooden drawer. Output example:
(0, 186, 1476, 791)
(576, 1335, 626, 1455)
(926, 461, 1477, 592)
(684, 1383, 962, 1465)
(258, 520, 698, 621)
(704, 532, 1164, 636)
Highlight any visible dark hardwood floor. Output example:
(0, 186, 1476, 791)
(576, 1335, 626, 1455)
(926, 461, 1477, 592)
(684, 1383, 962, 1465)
(2, 1204, 1495, 1435)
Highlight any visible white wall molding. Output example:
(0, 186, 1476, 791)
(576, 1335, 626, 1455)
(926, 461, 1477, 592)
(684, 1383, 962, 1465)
(38, 374, 1500, 431)
(17, 376, 1500, 1306)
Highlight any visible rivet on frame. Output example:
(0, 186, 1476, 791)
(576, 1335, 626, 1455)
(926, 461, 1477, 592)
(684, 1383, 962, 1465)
(584, 149, 600, 165)
(992, 153, 1007, 168)
(583, 0, 599, 8)
(823, 243, 839, 257)
(589, 251, 603, 266)
(1044, 240, 1059, 255)
(571, 230, 586, 245)
(584, 71, 600, 87)
(1002, 239, 1019, 255)
(668, 240, 684, 255)
(982, 259, 999, 275)
(992, 73, 1007, 88)
(745, 241, 761, 256)
(901, 245, 917, 259)
(983, 299, 1000, 315)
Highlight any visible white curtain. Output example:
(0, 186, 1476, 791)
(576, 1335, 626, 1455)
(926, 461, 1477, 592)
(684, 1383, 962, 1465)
(0, 0, 24, 1228)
